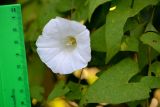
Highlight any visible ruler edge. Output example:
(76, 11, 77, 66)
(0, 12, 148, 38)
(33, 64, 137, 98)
(0, 4, 31, 107)
(17, 4, 31, 106)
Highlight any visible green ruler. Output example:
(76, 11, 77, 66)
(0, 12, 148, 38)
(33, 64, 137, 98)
(0, 4, 31, 107)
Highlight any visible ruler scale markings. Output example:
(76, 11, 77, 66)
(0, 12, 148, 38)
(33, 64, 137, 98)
(0, 4, 31, 107)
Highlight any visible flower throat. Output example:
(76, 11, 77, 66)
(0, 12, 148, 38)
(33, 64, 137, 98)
(66, 36, 77, 46)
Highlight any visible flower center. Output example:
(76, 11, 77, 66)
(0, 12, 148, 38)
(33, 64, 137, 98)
(66, 36, 77, 46)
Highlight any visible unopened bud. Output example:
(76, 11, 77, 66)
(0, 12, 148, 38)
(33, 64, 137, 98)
(74, 67, 100, 85)
(150, 98, 159, 107)
(32, 98, 38, 105)
(154, 89, 160, 102)
(47, 97, 70, 107)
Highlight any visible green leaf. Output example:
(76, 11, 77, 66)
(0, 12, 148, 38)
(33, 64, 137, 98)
(80, 58, 150, 105)
(121, 36, 139, 52)
(27, 44, 46, 101)
(72, 2, 88, 21)
(17, 0, 28, 4)
(150, 61, 160, 77)
(28, 52, 46, 85)
(48, 81, 70, 101)
(55, 0, 85, 12)
(55, 0, 88, 21)
(38, 1, 61, 30)
(141, 76, 160, 88)
(129, 18, 146, 38)
(88, 51, 106, 66)
(88, 0, 111, 20)
(91, 25, 106, 52)
(25, 21, 39, 41)
(105, 0, 158, 63)
(127, 101, 144, 107)
(55, 0, 74, 12)
(30, 85, 44, 101)
(138, 43, 159, 70)
(66, 82, 87, 100)
(140, 32, 160, 53)
(145, 22, 158, 32)
(94, 58, 139, 85)
(121, 16, 146, 52)
(22, 1, 42, 41)
(82, 83, 149, 104)
(22, 0, 40, 26)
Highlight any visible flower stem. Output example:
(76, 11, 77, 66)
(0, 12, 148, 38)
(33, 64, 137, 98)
(146, 47, 152, 107)
(147, 99, 149, 107)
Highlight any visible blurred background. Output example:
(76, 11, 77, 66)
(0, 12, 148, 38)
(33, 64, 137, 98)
(1, 0, 160, 107)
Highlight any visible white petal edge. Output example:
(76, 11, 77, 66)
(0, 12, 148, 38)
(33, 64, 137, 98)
(55, 17, 87, 36)
(42, 19, 58, 35)
(36, 35, 63, 48)
(37, 48, 62, 64)
(76, 30, 91, 62)
(46, 51, 74, 74)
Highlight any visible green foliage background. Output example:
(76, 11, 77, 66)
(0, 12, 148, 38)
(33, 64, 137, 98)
(3, 0, 160, 107)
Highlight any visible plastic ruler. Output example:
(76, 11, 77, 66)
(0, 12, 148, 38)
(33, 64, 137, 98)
(0, 4, 31, 107)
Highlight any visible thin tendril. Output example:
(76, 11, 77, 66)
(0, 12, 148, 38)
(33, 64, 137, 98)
(146, 6, 156, 107)
(147, 6, 156, 76)
(78, 69, 83, 84)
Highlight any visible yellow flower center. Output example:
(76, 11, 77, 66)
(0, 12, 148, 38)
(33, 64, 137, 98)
(66, 36, 77, 46)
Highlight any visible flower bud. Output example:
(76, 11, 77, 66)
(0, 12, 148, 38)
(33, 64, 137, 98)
(73, 67, 100, 84)
(32, 98, 38, 105)
(154, 89, 160, 103)
(150, 98, 159, 107)
(47, 97, 70, 107)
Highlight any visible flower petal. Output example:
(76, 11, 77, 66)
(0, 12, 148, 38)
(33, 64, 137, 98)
(43, 48, 89, 74)
(37, 48, 62, 64)
(43, 19, 58, 35)
(36, 35, 63, 48)
(76, 30, 91, 62)
(70, 50, 88, 71)
(76, 46, 91, 63)
(54, 17, 71, 36)
(46, 51, 74, 74)
(76, 30, 90, 45)
(70, 20, 86, 35)
(55, 17, 86, 36)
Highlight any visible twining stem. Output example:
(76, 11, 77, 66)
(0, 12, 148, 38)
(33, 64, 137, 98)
(130, 0, 134, 8)
(147, 6, 155, 77)
(78, 69, 83, 84)
(148, 47, 152, 76)
(146, 99, 149, 107)
(146, 6, 156, 107)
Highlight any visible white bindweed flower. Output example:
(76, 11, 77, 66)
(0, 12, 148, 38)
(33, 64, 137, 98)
(36, 17, 91, 74)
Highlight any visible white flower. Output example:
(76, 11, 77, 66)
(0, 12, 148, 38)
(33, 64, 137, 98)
(36, 17, 91, 74)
